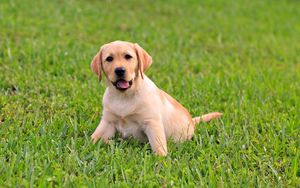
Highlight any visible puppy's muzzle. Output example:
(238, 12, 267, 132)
(115, 67, 126, 77)
(112, 79, 133, 91)
(112, 67, 132, 91)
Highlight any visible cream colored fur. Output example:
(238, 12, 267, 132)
(90, 41, 222, 156)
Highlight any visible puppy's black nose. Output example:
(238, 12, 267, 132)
(114, 67, 126, 77)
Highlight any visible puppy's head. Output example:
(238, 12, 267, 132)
(91, 41, 152, 91)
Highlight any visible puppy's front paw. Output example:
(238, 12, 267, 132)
(155, 150, 167, 156)
(91, 133, 110, 144)
(154, 148, 168, 156)
(91, 133, 100, 144)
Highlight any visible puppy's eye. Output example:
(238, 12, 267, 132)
(106, 56, 113, 62)
(124, 54, 132, 60)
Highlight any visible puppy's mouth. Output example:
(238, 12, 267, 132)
(112, 79, 133, 91)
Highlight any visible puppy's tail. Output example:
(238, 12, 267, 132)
(192, 112, 222, 124)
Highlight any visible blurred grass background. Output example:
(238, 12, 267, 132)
(0, 0, 299, 187)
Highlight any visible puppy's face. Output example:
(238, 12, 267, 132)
(91, 41, 152, 92)
(101, 42, 137, 91)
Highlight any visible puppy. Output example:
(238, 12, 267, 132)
(90, 41, 222, 156)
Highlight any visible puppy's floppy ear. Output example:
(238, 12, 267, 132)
(90, 48, 103, 81)
(134, 43, 152, 79)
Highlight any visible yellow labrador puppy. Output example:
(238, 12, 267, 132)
(91, 41, 222, 156)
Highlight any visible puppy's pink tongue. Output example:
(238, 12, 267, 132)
(117, 80, 129, 89)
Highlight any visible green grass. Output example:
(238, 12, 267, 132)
(0, 0, 299, 187)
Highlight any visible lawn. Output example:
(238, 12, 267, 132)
(0, 0, 299, 187)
